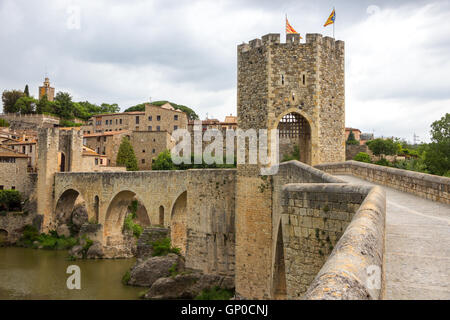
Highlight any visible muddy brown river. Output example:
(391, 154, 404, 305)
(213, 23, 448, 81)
(0, 247, 142, 300)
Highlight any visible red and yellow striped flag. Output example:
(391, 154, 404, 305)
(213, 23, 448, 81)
(286, 16, 302, 39)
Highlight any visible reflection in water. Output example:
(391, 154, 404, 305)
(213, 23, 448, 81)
(0, 247, 142, 300)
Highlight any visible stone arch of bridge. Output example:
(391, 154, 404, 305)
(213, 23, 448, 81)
(271, 220, 287, 299)
(104, 190, 151, 244)
(170, 190, 188, 255)
(54, 188, 90, 227)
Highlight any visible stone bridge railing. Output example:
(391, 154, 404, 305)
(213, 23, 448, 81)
(316, 160, 450, 204)
(279, 181, 386, 300)
(303, 186, 386, 299)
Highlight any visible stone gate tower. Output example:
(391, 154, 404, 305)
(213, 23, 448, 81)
(235, 33, 345, 299)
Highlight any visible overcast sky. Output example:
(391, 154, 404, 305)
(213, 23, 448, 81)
(0, 0, 449, 142)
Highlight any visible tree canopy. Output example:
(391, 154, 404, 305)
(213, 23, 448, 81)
(125, 100, 199, 120)
(366, 138, 398, 157)
(116, 136, 139, 171)
(2, 90, 24, 113)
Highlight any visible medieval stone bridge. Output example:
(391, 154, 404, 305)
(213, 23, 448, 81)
(53, 169, 237, 275)
(49, 160, 449, 299)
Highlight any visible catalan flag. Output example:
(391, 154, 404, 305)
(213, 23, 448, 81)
(324, 8, 336, 27)
(286, 17, 297, 34)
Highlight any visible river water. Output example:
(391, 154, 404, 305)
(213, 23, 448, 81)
(0, 247, 142, 300)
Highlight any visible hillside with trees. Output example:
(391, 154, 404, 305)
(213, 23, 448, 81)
(125, 100, 199, 120)
(2, 89, 120, 123)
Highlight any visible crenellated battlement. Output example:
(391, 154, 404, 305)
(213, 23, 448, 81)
(238, 33, 344, 54)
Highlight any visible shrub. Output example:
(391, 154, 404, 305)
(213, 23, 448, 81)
(195, 286, 234, 300)
(375, 158, 391, 167)
(19, 225, 78, 250)
(123, 214, 143, 239)
(0, 190, 22, 211)
(122, 270, 131, 285)
(353, 152, 371, 163)
(150, 238, 181, 256)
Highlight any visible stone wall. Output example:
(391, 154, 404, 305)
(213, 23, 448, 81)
(280, 183, 372, 298)
(0, 212, 37, 244)
(0, 113, 59, 130)
(0, 159, 36, 198)
(316, 160, 450, 204)
(304, 186, 386, 300)
(53, 168, 236, 276)
(345, 144, 369, 161)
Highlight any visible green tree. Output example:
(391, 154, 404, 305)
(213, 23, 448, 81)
(116, 136, 139, 171)
(0, 118, 9, 127)
(354, 152, 371, 163)
(54, 92, 75, 119)
(423, 113, 450, 176)
(366, 138, 398, 158)
(14, 96, 37, 114)
(152, 150, 175, 170)
(24, 85, 30, 97)
(2, 90, 24, 113)
(346, 130, 359, 145)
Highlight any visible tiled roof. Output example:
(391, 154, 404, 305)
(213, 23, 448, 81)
(83, 130, 131, 138)
(0, 145, 29, 158)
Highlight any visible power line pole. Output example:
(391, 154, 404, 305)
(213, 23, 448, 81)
(413, 133, 419, 145)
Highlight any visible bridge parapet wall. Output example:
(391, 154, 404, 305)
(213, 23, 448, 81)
(316, 161, 450, 204)
(303, 186, 386, 300)
(280, 183, 380, 298)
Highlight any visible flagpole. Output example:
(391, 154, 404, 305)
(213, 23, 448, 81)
(333, 7, 335, 39)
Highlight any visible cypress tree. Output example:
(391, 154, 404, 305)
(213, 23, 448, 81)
(116, 136, 139, 171)
(24, 85, 29, 97)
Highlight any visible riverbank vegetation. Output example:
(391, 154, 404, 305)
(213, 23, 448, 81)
(149, 238, 180, 256)
(18, 225, 78, 250)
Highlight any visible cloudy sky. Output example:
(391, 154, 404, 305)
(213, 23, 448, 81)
(0, 0, 449, 142)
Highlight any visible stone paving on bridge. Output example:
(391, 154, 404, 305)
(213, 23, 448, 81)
(335, 175, 450, 300)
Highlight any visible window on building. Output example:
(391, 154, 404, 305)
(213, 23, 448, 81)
(281, 74, 285, 85)
(174, 115, 178, 121)
(148, 116, 152, 121)
(30, 145, 32, 152)
(157, 126, 160, 131)
(104, 136, 107, 142)
(120, 119, 122, 124)
(0, 186, 3, 190)
(22, 146, 25, 153)
(11, 186, 15, 190)
(148, 126, 152, 131)
(157, 115, 161, 121)
(152, 149, 156, 153)
(142, 159, 145, 164)
(95, 158, 98, 165)
(97, 137, 100, 142)
(174, 125, 178, 130)
(116, 119, 118, 125)
(100, 159, 103, 165)
(136, 116, 140, 124)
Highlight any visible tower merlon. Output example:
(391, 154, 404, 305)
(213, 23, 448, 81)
(238, 33, 344, 55)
